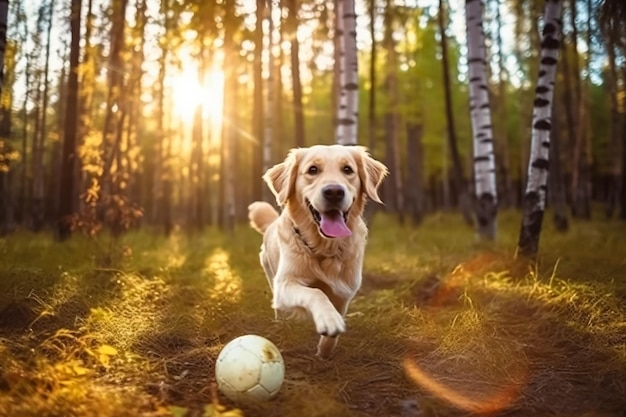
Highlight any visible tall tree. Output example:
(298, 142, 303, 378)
(569, 0, 591, 218)
(0, 0, 12, 234)
(251, 0, 264, 202)
(368, 0, 377, 152)
(549, 93, 569, 231)
(0, 0, 7, 95)
(99, 0, 129, 226)
(262, 0, 275, 203)
(57, 0, 82, 241)
(438, 0, 472, 224)
(602, 19, 621, 218)
(287, 0, 305, 148)
(221, 0, 238, 233)
(382, 0, 403, 217)
(518, 0, 562, 259)
(493, 0, 513, 207)
(30, 1, 54, 232)
(465, 0, 497, 240)
(335, 0, 359, 145)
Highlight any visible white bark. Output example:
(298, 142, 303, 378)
(466, 0, 496, 202)
(335, 0, 358, 145)
(518, 0, 562, 257)
(525, 0, 562, 211)
(465, 0, 497, 239)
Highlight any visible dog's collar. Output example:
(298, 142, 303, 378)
(293, 227, 314, 251)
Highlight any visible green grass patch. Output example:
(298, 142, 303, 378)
(1, 211, 625, 416)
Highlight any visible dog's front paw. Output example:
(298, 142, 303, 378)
(313, 309, 345, 337)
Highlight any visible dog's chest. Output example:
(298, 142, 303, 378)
(307, 253, 360, 297)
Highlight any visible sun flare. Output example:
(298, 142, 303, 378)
(171, 66, 225, 127)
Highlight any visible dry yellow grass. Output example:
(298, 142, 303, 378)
(0, 210, 625, 417)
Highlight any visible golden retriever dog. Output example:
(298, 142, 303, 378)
(248, 145, 388, 358)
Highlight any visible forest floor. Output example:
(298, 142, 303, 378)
(1, 210, 626, 417)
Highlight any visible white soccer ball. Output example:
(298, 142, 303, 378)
(215, 335, 285, 402)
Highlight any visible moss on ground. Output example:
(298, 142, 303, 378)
(0, 210, 625, 417)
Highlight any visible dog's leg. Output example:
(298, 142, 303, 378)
(273, 280, 345, 337)
(316, 299, 349, 358)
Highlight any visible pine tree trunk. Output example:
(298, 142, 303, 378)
(48, 56, 66, 225)
(19, 52, 29, 224)
(604, 29, 621, 218)
(406, 122, 424, 225)
(262, 0, 275, 203)
(621, 66, 626, 221)
(368, 0, 377, 152)
(287, 0, 305, 148)
(251, 0, 264, 202)
(466, 0, 497, 240)
(438, 0, 472, 224)
(0, 0, 11, 234)
(189, 46, 206, 230)
(156, 0, 172, 235)
(31, 76, 44, 231)
(57, 0, 81, 241)
(76, 0, 94, 217)
(382, 0, 403, 219)
(221, 0, 237, 233)
(518, 0, 562, 259)
(549, 95, 569, 231)
(569, 0, 591, 218)
(494, 0, 513, 208)
(0, 0, 7, 94)
(100, 0, 128, 213)
(335, 0, 359, 145)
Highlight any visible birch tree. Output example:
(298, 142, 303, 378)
(335, 0, 358, 145)
(465, 0, 497, 240)
(518, 0, 562, 259)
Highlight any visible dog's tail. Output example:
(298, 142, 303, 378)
(248, 201, 279, 235)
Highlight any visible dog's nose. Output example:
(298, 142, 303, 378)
(322, 184, 345, 204)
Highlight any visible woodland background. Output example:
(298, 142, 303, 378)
(0, 0, 624, 240)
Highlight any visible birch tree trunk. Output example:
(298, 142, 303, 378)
(57, 0, 82, 241)
(518, 0, 562, 259)
(335, 0, 359, 145)
(465, 0, 497, 240)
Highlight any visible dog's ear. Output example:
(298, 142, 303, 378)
(353, 146, 388, 204)
(263, 149, 300, 206)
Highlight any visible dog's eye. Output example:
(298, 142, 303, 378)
(343, 165, 354, 175)
(307, 165, 319, 175)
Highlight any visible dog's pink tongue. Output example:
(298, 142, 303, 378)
(320, 212, 351, 238)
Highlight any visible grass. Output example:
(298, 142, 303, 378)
(0, 210, 625, 417)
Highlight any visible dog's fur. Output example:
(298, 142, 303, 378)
(248, 145, 388, 358)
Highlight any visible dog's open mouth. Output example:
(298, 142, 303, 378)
(306, 199, 351, 238)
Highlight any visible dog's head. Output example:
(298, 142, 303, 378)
(263, 145, 388, 238)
